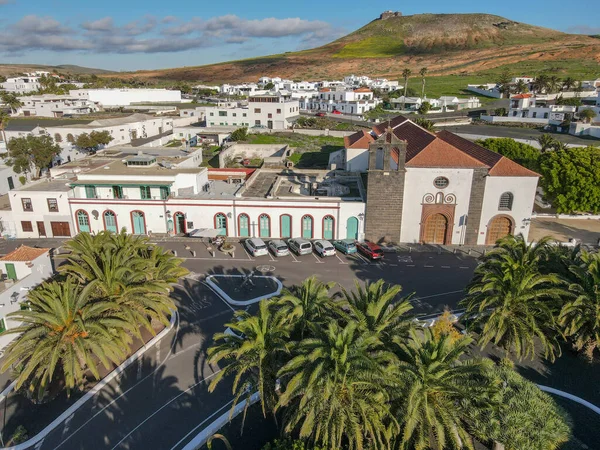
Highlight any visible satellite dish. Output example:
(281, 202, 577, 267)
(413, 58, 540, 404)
(91, 210, 99, 220)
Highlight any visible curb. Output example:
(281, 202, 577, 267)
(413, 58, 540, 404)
(0, 311, 178, 450)
(205, 275, 282, 306)
(538, 384, 600, 415)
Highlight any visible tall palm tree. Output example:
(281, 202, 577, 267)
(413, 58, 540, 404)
(1, 92, 23, 114)
(402, 68, 412, 110)
(208, 300, 291, 418)
(559, 251, 600, 359)
(1, 280, 132, 400)
(547, 76, 561, 94)
(276, 276, 335, 338)
(340, 279, 413, 346)
(277, 321, 398, 450)
(533, 74, 549, 94)
(419, 67, 427, 99)
(392, 330, 496, 450)
(562, 77, 576, 91)
(0, 110, 9, 146)
(514, 79, 529, 94)
(461, 235, 568, 361)
(551, 140, 570, 151)
(537, 133, 557, 153)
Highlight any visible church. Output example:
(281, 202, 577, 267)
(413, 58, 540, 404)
(338, 116, 539, 246)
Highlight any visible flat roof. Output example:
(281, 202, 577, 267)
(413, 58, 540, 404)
(77, 160, 204, 177)
(16, 179, 74, 192)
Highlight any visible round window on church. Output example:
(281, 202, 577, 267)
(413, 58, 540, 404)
(433, 177, 449, 189)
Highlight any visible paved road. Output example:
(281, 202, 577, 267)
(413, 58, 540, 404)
(443, 124, 600, 145)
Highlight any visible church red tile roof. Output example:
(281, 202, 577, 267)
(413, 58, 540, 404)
(0, 246, 50, 262)
(343, 130, 375, 149)
(406, 138, 488, 168)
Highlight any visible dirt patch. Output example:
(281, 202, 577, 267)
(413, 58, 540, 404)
(530, 218, 600, 245)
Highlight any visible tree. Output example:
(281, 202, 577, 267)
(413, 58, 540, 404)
(402, 68, 412, 110)
(413, 117, 434, 131)
(54, 133, 63, 143)
(547, 76, 561, 94)
(497, 69, 512, 97)
(0, 92, 22, 114)
(229, 127, 248, 142)
(277, 321, 398, 450)
(475, 138, 540, 172)
(66, 133, 75, 143)
(0, 110, 9, 145)
(579, 109, 597, 123)
(208, 300, 291, 419)
(493, 107, 506, 117)
(1, 279, 132, 400)
(417, 101, 431, 115)
(514, 79, 529, 94)
(6, 134, 61, 177)
(559, 251, 600, 359)
(262, 438, 324, 450)
(461, 235, 568, 361)
(74, 130, 113, 151)
(533, 74, 549, 94)
(340, 279, 413, 347)
(467, 364, 570, 450)
(263, 82, 275, 90)
(562, 77, 576, 91)
(419, 67, 427, 99)
(393, 330, 496, 450)
(537, 133, 557, 153)
(277, 276, 335, 338)
(539, 145, 600, 213)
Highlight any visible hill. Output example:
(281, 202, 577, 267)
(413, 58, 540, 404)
(0, 64, 114, 78)
(106, 13, 599, 84)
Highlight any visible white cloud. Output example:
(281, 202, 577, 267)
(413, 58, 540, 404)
(566, 25, 600, 35)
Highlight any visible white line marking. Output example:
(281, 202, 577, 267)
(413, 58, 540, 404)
(109, 370, 222, 450)
(459, 266, 470, 269)
(424, 265, 434, 268)
(169, 398, 236, 450)
(406, 264, 416, 267)
(267, 251, 276, 262)
(242, 244, 253, 260)
(289, 252, 300, 263)
(412, 289, 464, 300)
(312, 253, 324, 263)
(203, 282, 236, 312)
(355, 253, 370, 264)
(441, 265, 451, 268)
(389, 263, 398, 267)
(335, 254, 347, 265)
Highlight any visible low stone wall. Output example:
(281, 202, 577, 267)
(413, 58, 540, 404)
(480, 115, 549, 125)
(218, 143, 291, 168)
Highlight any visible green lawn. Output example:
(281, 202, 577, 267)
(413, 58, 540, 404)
(334, 36, 405, 58)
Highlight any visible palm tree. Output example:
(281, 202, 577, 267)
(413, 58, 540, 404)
(533, 74, 549, 94)
(537, 133, 557, 152)
(562, 77, 576, 91)
(277, 321, 398, 450)
(547, 76, 561, 94)
(0, 110, 9, 146)
(276, 276, 335, 338)
(419, 67, 427, 99)
(413, 117, 435, 131)
(402, 68, 412, 110)
(340, 279, 413, 346)
(1, 280, 132, 400)
(208, 300, 291, 419)
(392, 330, 496, 450)
(514, 79, 529, 94)
(551, 140, 570, 151)
(461, 235, 569, 361)
(559, 251, 600, 359)
(0, 92, 22, 114)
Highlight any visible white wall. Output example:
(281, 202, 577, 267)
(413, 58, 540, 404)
(345, 148, 369, 172)
(0, 165, 26, 195)
(70, 89, 181, 106)
(400, 168, 474, 244)
(478, 176, 538, 245)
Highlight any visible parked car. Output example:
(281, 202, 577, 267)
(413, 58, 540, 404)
(288, 238, 313, 255)
(332, 110, 342, 115)
(315, 112, 326, 117)
(251, 124, 267, 129)
(245, 238, 269, 257)
(314, 240, 336, 257)
(333, 239, 357, 254)
(357, 242, 384, 260)
(268, 239, 289, 257)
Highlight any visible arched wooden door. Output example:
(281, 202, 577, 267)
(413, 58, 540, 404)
(422, 214, 448, 244)
(486, 216, 513, 245)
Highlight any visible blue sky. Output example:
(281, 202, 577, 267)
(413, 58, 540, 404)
(0, 0, 597, 72)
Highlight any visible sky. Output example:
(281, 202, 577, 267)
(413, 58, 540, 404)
(0, 0, 598, 72)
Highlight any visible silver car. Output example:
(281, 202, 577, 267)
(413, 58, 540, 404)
(288, 238, 312, 255)
(268, 239, 289, 257)
(314, 240, 336, 257)
(245, 238, 268, 257)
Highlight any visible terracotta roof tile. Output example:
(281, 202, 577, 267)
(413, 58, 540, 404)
(488, 156, 540, 177)
(511, 94, 533, 99)
(0, 245, 50, 262)
(372, 115, 410, 135)
(391, 122, 436, 160)
(406, 138, 488, 168)
(354, 87, 372, 93)
(344, 130, 374, 149)
(436, 130, 502, 167)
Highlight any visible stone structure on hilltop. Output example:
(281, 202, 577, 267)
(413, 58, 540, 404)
(380, 11, 402, 20)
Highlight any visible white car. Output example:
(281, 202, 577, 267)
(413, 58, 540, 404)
(314, 240, 336, 257)
(245, 238, 268, 257)
(268, 239, 289, 257)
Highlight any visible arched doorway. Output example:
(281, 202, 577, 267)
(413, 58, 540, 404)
(302, 215, 313, 239)
(76, 210, 90, 233)
(103, 210, 118, 233)
(173, 212, 186, 234)
(214, 213, 227, 236)
(486, 216, 513, 245)
(238, 214, 250, 237)
(323, 215, 334, 240)
(131, 211, 146, 235)
(346, 217, 359, 240)
(259, 214, 270, 238)
(280, 214, 291, 239)
(423, 214, 448, 244)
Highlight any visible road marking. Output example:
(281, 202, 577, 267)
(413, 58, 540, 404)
(406, 264, 416, 267)
(241, 244, 253, 260)
(441, 265, 451, 269)
(109, 370, 223, 450)
(424, 264, 434, 268)
(203, 282, 236, 312)
(312, 253, 324, 263)
(169, 398, 236, 450)
(267, 251, 276, 262)
(412, 289, 464, 301)
(136, 357, 143, 381)
(335, 254, 348, 265)
(355, 253, 370, 264)
(289, 252, 301, 263)
(54, 313, 183, 449)
(389, 263, 398, 267)
(459, 266, 470, 269)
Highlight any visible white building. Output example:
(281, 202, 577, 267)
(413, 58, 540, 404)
(508, 94, 576, 124)
(301, 87, 380, 115)
(17, 94, 100, 118)
(220, 83, 262, 96)
(0, 246, 54, 351)
(204, 96, 300, 130)
(466, 83, 502, 99)
(69, 89, 181, 107)
(1, 75, 42, 94)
